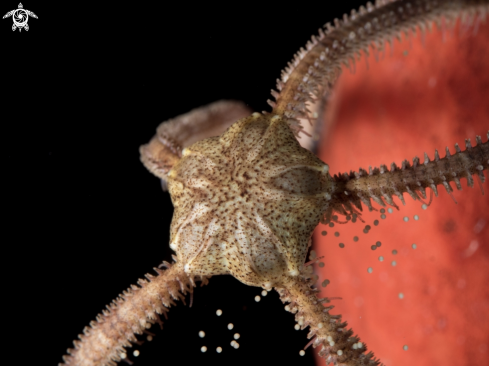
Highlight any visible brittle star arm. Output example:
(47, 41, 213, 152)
(60, 262, 208, 366)
(276, 275, 380, 366)
(325, 133, 489, 222)
(140, 100, 251, 189)
(269, 0, 489, 136)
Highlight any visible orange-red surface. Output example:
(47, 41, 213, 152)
(314, 21, 489, 366)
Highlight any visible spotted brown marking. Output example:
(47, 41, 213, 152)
(140, 100, 251, 187)
(168, 113, 333, 288)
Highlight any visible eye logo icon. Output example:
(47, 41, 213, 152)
(3, 3, 37, 32)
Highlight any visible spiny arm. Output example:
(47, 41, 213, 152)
(60, 263, 206, 366)
(276, 275, 381, 366)
(140, 100, 251, 188)
(270, 0, 489, 135)
(325, 132, 488, 222)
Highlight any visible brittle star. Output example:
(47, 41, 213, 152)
(61, 1, 489, 365)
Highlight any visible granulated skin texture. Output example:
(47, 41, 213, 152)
(314, 20, 489, 366)
(168, 114, 333, 288)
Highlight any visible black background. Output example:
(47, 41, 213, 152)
(3, 1, 366, 366)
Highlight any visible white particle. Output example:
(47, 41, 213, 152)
(201, 346, 207, 353)
(227, 323, 234, 330)
(216, 347, 222, 353)
(261, 290, 267, 296)
(388, 208, 393, 214)
(378, 256, 384, 262)
(414, 215, 419, 220)
(403, 345, 409, 351)
(318, 322, 323, 329)
(357, 342, 363, 349)
(422, 204, 428, 210)
(299, 350, 306, 356)
(367, 267, 373, 273)
(231, 340, 236, 347)
(399, 293, 404, 299)
(255, 295, 261, 302)
(327, 336, 333, 342)
(285, 305, 291, 311)
(294, 324, 300, 330)
(392, 260, 397, 266)
(233, 342, 240, 349)
(147, 335, 153, 341)
(216, 309, 222, 316)
(234, 333, 240, 340)
(120, 353, 127, 359)
(133, 350, 140, 357)
(199, 331, 205, 338)
(403, 216, 409, 222)
(337, 350, 343, 356)
(412, 243, 417, 249)
(329, 341, 335, 346)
